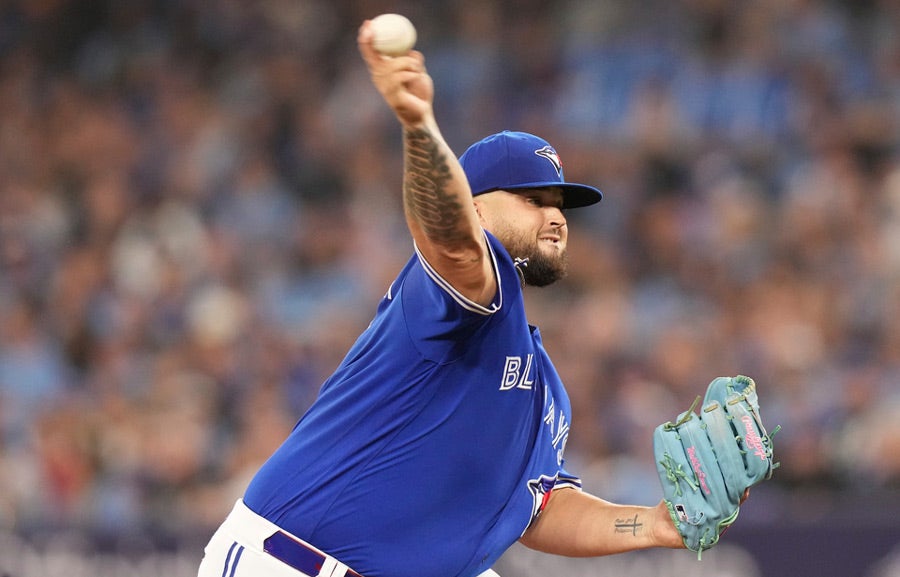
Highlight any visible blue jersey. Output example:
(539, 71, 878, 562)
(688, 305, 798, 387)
(243, 231, 581, 577)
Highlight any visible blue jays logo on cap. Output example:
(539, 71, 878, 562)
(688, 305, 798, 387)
(534, 145, 562, 176)
(458, 131, 602, 209)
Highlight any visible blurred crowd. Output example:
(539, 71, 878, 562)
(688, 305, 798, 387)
(1, 0, 900, 541)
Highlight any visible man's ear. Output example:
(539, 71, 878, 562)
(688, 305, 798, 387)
(473, 198, 485, 221)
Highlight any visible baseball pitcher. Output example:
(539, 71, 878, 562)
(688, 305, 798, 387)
(196, 17, 777, 577)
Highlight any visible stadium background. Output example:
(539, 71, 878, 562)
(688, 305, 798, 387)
(0, 0, 898, 575)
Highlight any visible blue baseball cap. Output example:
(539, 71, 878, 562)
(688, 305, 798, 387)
(459, 131, 602, 209)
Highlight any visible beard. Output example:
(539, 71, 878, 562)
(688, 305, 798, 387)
(519, 249, 568, 287)
(499, 231, 568, 287)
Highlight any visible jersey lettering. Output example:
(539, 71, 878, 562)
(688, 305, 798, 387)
(499, 354, 535, 391)
(543, 392, 570, 465)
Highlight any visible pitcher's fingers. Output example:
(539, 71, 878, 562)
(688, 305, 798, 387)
(357, 20, 384, 67)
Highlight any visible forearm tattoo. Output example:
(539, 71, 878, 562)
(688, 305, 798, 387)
(614, 515, 644, 537)
(403, 128, 468, 244)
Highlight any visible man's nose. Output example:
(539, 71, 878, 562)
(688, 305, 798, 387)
(547, 207, 566, 227)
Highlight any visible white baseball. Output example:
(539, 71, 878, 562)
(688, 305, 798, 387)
(370, 13, 417, 57)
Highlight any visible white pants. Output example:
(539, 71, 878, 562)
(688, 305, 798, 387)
(197, 499, 360, 577)
(197, 499, 501, 577)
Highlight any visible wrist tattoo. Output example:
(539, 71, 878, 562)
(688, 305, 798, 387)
(614, 515, 644, 536)
(403, 128, 465, 243)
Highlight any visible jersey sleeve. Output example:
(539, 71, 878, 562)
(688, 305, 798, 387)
(412, 229, 503, 318)
(554, 469, 583, 491)
(400, 231, 513, 361)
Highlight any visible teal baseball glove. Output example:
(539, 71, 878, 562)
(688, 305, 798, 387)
(653, 375, 779, 557)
